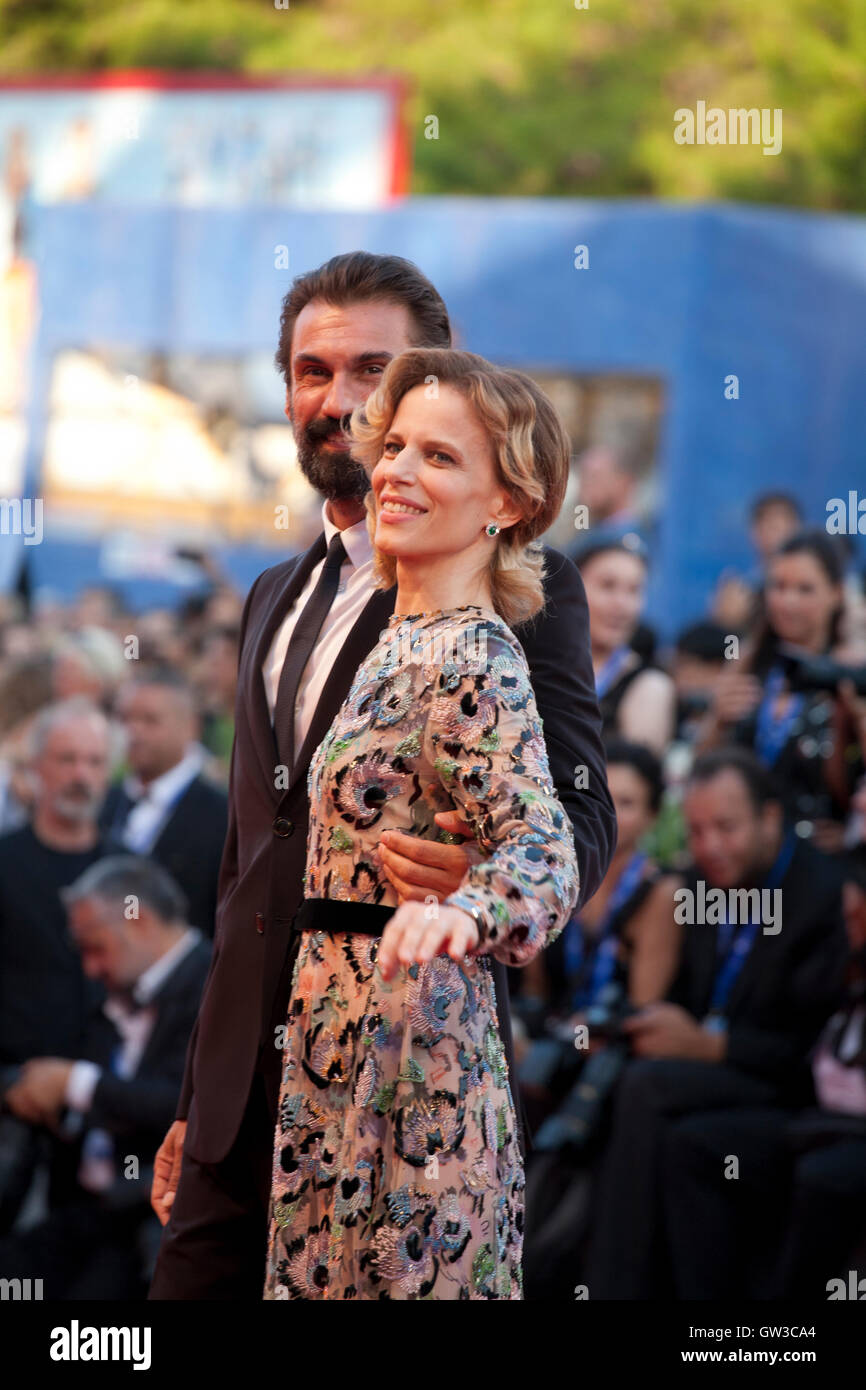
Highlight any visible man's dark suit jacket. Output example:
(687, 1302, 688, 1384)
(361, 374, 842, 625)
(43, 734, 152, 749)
(178, 536, 616, 1165)
(100, 776, 228, 938)
(667, 840, 849, 1103)
(74, 936, 213, 1210)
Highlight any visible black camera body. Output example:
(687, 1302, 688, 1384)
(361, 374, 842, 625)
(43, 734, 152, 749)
(776, 646, 866, 697)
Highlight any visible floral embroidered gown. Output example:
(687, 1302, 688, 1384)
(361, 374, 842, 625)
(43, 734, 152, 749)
(263, 605, 580, 1300)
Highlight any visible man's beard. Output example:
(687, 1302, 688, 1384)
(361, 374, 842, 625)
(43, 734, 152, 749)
(54, 785, 101, 824)
(295, 415, 370, 503)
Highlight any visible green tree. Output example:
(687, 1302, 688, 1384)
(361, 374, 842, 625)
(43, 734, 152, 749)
(1, 0, 863, 209)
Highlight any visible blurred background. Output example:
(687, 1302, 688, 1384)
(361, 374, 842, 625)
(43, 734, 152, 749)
(1, 0, 866, 1304)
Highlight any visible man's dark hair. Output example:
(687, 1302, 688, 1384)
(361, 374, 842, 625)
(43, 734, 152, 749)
(62, 854, 189, 925)
(688, 747, 781, 813)
(675, 621, 729, 663)
(127, 665, 194, 701)
(572, 534, 649, 573)
(604, 736, 664, 814)
(274, 251, 452, 385)
(750, 492, 803, 525)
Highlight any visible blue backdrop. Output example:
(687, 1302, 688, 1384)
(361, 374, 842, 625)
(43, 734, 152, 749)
(11, 196, 866, 637)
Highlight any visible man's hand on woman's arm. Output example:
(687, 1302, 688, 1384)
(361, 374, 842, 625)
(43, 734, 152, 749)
(378, 811, 474, 902)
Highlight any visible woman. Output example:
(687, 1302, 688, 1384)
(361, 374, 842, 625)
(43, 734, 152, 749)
(552, 737, 682, 1013)
(574, 538, 675, 756)
(263, 349, 581, 1300)
(699, 529, 863, 847)
(517, 738, 682, 1133)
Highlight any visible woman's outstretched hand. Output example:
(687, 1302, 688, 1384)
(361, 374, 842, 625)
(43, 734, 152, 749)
(377, 900, 481, 981)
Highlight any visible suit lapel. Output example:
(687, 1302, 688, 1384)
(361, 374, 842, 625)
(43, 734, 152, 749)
(246, 534, 327, 796)
(149, 778, 196, 857)
(243, 529, 398, 801)
(135, 948, 199, 1074)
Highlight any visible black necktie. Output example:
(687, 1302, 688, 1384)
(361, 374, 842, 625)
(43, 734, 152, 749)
(273, 531, 347, 770)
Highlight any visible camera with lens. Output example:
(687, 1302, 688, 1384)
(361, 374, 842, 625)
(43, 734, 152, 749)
(583, 981, 641, 1042)
(776, 646, 866, 697)
(530, 984, 639, 1157)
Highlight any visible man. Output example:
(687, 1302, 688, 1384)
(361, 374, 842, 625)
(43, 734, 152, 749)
(0, 856, 210, 1298)
(570, 441, 646, 551)
(586, 747, 848, 1298)
(101, 668, 228, 937)
(149, 251, 616, 1299)
(0, 697, 112, 1230)
(660, 848, 866, 1299)
(0, 697, 112, 1080)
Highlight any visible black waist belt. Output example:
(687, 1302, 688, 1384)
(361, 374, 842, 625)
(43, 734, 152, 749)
(291, 898, 396, 936)
(287, 894, 532, 1161)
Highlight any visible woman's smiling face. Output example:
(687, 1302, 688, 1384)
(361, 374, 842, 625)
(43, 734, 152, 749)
(370, 383, 519, 562)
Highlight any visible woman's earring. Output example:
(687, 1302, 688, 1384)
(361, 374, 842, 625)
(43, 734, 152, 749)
(485, 522, 500, 537)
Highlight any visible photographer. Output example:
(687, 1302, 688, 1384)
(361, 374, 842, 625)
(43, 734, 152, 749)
(520, 740, 682, 1297)
(519, 739, 682, 1131)
(699, 530, 865, 853)
(585, 747, 849, 1298)
(671, 621, 730, 747)
(575, 538, 676, 757)
(662, 849, 866, 1299)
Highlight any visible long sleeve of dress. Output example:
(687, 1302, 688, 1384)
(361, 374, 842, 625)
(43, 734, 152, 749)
(421, 625, 580, 968)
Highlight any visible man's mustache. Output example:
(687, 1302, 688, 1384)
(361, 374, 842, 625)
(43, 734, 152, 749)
(304, 415, 354, 446)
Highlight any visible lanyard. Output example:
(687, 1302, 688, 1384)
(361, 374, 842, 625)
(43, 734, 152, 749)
(594, 645, 633, 699)
(564, 851, 648, 1009)
(754, 665, 804, 767)
(708, 831, 796, 1017)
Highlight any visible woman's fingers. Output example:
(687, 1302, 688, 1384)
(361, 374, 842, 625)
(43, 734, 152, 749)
(377, 903, 421, 978)
(446, 915, 480, 960)
(377, 905, 479, 978)
(395, 906, 441, 965)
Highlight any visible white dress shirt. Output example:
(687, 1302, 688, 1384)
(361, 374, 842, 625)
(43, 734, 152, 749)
(64, 927, 203, 1191)
(119, 744, 206, 854)
(262, 499, 376, 757)
(812, 1004, 866, 1116)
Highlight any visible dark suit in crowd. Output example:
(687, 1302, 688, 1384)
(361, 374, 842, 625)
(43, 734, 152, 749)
(586, 839, 849, 1299)
(0, 825, 108, 1232)
(0, 933, 211, 1299)
(150, 536, 616, 1299)
(101, 776, 228, 938)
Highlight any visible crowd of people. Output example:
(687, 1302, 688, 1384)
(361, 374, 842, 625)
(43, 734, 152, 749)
(515, 487, 866, 1298)
(0, 582, 237, 1296)
(0, 483, 865, 1300)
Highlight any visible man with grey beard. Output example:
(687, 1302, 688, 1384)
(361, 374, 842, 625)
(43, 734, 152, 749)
(0, 697, 113, 1228)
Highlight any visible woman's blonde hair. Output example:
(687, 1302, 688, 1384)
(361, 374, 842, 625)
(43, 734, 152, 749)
(349, 348, 571, 627)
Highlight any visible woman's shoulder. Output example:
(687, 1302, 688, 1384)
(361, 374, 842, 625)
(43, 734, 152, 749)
(440, 609, 529, 677)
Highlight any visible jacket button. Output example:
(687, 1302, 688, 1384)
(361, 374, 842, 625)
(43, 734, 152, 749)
(273, 817, 294, 838)
(255, 912, 265, 935)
